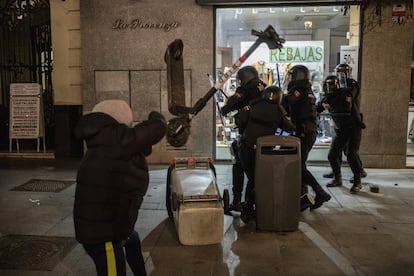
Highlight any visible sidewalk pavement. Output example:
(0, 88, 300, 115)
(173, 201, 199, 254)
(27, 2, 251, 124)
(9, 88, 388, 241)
(0, 158, 414, 276)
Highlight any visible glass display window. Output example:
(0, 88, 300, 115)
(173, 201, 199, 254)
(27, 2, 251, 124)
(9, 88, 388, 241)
(214, 4, 361, 160)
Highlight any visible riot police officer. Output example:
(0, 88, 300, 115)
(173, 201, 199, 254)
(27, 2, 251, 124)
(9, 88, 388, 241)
(283, 65, 331, 210)
(221, 66, 265, 213)
(318, 75, 364, 193)
(237, 85, 294, 223)
(323, 64, 367, 182)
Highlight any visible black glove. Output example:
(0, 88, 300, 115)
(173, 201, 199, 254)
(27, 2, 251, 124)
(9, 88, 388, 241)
(148, 111, 166, 124)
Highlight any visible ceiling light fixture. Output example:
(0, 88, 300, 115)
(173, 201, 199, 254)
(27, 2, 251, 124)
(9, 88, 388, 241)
(304, 21, 312, 30)
(252, 8, 258, 14)
(269, 8, 276, 14)
(282, 8, 288, 13)
(333, 6, 339, 12)
(300, 7, 306, 13)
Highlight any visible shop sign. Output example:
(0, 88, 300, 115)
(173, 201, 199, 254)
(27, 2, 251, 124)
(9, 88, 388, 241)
(241, 40, 324, 66)
(340, 45, 359, 80)
(241, 40, 324, 90)
(270, 44, 323, 63)
(112, 18, 180, 32)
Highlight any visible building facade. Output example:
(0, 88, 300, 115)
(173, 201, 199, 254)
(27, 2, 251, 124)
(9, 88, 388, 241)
(7, 0, 414, 168)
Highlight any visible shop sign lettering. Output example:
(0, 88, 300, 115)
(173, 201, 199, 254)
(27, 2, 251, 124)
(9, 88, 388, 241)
(270, 46, 323, 63)
(112, 18, 180, 32)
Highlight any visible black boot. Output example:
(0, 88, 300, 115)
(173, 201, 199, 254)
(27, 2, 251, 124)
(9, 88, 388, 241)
(351, 170, 367, 183)
(240, 202, 255, 224)
(361, 169, 367, 178)
(310, 188, 331, 210)
(229, 194, 242, 212)
(300, 193, 315, 212)
(350, 175, 362, 194)
(327, 174, 342, 187)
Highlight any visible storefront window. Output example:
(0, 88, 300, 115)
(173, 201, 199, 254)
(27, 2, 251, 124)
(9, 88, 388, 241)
(215, 5, 361, 160)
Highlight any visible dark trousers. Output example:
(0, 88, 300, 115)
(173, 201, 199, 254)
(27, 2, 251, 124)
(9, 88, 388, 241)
(232, 161, 245, 198)
(328, 127, 362, 177)
(300, 131, 324, 195)
(239, 143, 256, 206)
(83, 230, 147, 276)
(231, 139, 245, 198)
(339, 129, 364, 172)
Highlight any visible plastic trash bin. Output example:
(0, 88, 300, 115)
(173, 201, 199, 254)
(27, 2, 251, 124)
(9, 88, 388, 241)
(254, 135, 301, 231)
(166, 157, 229, 245)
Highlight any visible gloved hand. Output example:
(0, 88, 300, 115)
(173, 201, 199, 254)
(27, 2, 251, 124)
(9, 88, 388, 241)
(148, 111, 166, 124)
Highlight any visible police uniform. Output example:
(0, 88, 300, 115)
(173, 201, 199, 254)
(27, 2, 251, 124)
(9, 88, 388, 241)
(221, 66, 264, 212)
(237, 85, 294, 223)
(336, 64, 367, 182)
(283, 65, 331, 210)
(319, 75, 364, 193)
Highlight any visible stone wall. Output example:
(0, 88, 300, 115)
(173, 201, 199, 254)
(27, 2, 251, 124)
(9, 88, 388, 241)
(80, 0, 214, 163)
(78, 1, 414, 167)
(360, 4, 413, 168)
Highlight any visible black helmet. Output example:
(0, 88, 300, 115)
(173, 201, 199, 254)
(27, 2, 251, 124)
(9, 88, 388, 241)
(335, 63, 352, 79)
(323, 75, 340, 94)
(237, 66, 259, 86)
(262, 85, 282, 104)
(287, 65, 310, 82)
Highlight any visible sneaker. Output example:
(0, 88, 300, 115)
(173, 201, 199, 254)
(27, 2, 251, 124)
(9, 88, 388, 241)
(310, 190, 332, 210)
(323, 172, 334, 178)
(326, 178, 342, 187)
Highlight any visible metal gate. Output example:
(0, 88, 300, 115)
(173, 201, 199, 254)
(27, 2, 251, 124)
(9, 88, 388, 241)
(0, 0, 53, 150)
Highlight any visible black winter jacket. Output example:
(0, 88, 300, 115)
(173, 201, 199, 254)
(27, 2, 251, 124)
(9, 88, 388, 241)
(73, 112, 167, 244)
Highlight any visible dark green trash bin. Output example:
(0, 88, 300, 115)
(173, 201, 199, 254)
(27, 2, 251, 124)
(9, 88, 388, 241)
(255, 135, 301, 231)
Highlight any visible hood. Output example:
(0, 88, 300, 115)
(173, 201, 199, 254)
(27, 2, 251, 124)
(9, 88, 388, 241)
(75, 113, 117, 141)
(92, 100, 133, 126)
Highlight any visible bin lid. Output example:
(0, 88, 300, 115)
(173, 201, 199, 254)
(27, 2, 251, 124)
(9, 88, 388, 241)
(172, 169, 218, 198)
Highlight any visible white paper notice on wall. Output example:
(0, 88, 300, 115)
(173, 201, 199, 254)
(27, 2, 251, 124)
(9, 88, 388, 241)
(339, 45, 359, 80)
(9, 83, 44, 139)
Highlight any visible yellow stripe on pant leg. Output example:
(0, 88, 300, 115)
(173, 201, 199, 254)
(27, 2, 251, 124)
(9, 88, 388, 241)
(105, 242, 117, 276)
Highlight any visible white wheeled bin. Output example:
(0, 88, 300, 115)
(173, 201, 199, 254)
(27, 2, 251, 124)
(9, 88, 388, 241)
(166, 157, 229, 245)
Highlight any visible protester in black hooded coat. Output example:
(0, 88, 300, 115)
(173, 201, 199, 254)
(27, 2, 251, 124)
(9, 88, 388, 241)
(74, 99, 167, 276)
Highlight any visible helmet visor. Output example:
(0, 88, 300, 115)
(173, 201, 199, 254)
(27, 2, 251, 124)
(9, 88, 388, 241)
(336, 72, 348, 88)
